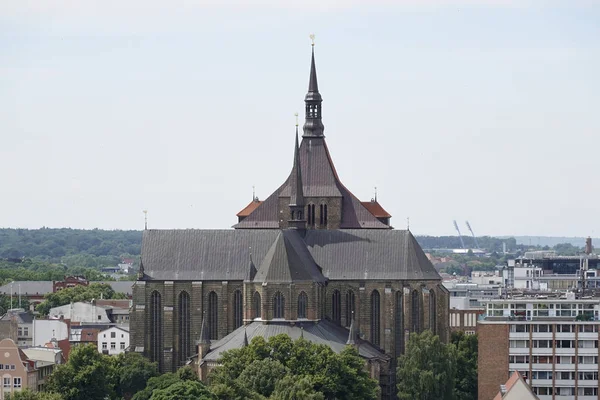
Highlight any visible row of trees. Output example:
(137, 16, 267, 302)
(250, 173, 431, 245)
(0, 259, 116, 285)
(7, 330, 477, 400)
(0, 228, 141, 261)
(10, 335, 379, 400)
(35, 283, 129, 315)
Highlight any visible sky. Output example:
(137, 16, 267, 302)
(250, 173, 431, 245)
(1, 0, 599, 237)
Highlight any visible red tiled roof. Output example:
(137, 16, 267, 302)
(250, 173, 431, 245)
(361, 201, 391, 218)
(96, 299, 131, 308)
(80, 328, 99, 342)
(236, 200, 262, 217)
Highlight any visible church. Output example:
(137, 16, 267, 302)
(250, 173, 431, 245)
(130, 44, 449, 398)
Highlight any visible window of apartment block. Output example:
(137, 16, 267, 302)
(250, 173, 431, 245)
(555, 340, 575, 348)
(509, 340, 529, 348)
(533, 387, 554, 396)
(465, 331, 475, 336)
(10, 365, 15, 370)
(111, 332, 116, 338)
(556, 324, 575, 332)
(578, 356, 598, 364)
(23, 327, 28, 336)
(531, 371, 552, 380)
(559, 356, 575, 364)
(111, 343, 116, 350)
(578, 371, 598, 380)
(18, 328, 22, 336)
(510, 324, 530, 333)
(102, 342, 107, 350)
(532, 324, 550, 332)
(578, 388, 598, 396)
(509, 355, 529, 363)
(556, 371, 575, 380)
(13, 378, 21, 388)
(533, 304, 549, 317)
(3, 378, 9, 388)
(532, 355, 554, 364)
(578, 340, 598, 348)
(555, 387, 575, 396)
(579, 325, 599, 333)
(533, 340, 551, 348)
(120, 342, 125, 350)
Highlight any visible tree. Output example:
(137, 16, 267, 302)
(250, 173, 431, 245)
(36, 283, 127, 315)
(451, 332, 478, 400)
(7, 391, 64, 400)
(110, 352, 159, 399)
(209, 335, 379, 400)
(132, 367, 199, 400)
(397, 330, 456, 400)
(271, 375, 325, 400)
(149, 380, 216, 400)
(45, 344, 115, 400)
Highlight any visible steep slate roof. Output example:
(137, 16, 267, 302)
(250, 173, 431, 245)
(234, 137, 389, 229)
(254, 230, 325, 283)
(0, 281, 53, 296)
(141, 229, 440, 281)
(203, 320, 388, 362)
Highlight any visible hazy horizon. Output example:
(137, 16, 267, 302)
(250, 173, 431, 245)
(2, 1, 599, 237)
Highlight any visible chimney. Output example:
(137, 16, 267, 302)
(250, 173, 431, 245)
(585, 237, 593, 255)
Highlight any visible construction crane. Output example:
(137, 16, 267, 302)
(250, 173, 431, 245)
(453, 220, 466, 249)
(465, 220, 479, 249)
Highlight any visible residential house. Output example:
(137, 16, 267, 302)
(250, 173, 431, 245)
(0, 339, 37, 400)
(0, 310, 33, 347)
(97, 326, 129, 355)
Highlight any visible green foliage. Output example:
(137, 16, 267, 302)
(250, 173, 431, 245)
(451, 332, 478, 400)
(0, 294, 30, 314)
(6, 390, 64, 400)
(0, 259, 114, 285)
(209, 334, 379, 400)
(0, 228, 141, 260)
(132, 367, 199, 400)
(150, 380, 216, 400)
(271, 375, 324, 400)
(397, 330, 457, 400)
(110, 352, 160, 400)
(45, 344, 115, 400)
(36, 283, 127, 315)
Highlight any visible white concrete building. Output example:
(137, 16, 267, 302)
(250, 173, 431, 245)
(48, 302, 112, 324)
(32, 320, 69, 347)
(97, 326, 129, 355)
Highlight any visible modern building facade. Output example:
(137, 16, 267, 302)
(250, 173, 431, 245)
(130, 44, 450, 398)
(479, 298, 600, 400)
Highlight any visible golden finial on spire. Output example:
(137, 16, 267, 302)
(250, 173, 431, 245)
(294, 112, 299, 127)
(309, 34, 315, 47)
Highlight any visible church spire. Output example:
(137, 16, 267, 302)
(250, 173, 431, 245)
(289, 121, 307, 230)
(303, 37, 324, 137)
(198, 311, 210, 345)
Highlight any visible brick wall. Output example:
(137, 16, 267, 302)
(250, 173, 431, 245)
(478, 323, 509, 400)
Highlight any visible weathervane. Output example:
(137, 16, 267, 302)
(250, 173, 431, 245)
(310, 34, 315, 47)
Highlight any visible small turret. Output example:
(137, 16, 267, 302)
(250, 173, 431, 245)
(346, 311, 358, 346)
(288, 125, 307, 231)
(197, 311, 211, 358)
(303, 40, 324, 138)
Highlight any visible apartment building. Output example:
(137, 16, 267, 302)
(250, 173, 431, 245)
(479, 298, 600, 400)
(97, 326, 129, 355)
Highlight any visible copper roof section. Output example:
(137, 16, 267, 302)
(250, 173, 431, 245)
(236, 200, 262, 217)
(361, 201, 392, 218)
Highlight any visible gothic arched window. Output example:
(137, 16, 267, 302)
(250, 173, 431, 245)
(298, 292, 308, 319)
(253, 291, 261, 319)
(371, 290, 381, 347)
(149, 291, 163, 366)
(273, 291, 285, 319)
(307, 204, 316, 226)
(395, 290, 403, 357)
(208, 291, 219, 340)
(178, 291, 190, 364)
(411, 290, 421, 333)
(233, 290, 243, 329)
(429, 290, 436, 334)
(319, 204, 328, 226)
(345, 290, 356, 327)
(331, 290, 341, 324)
